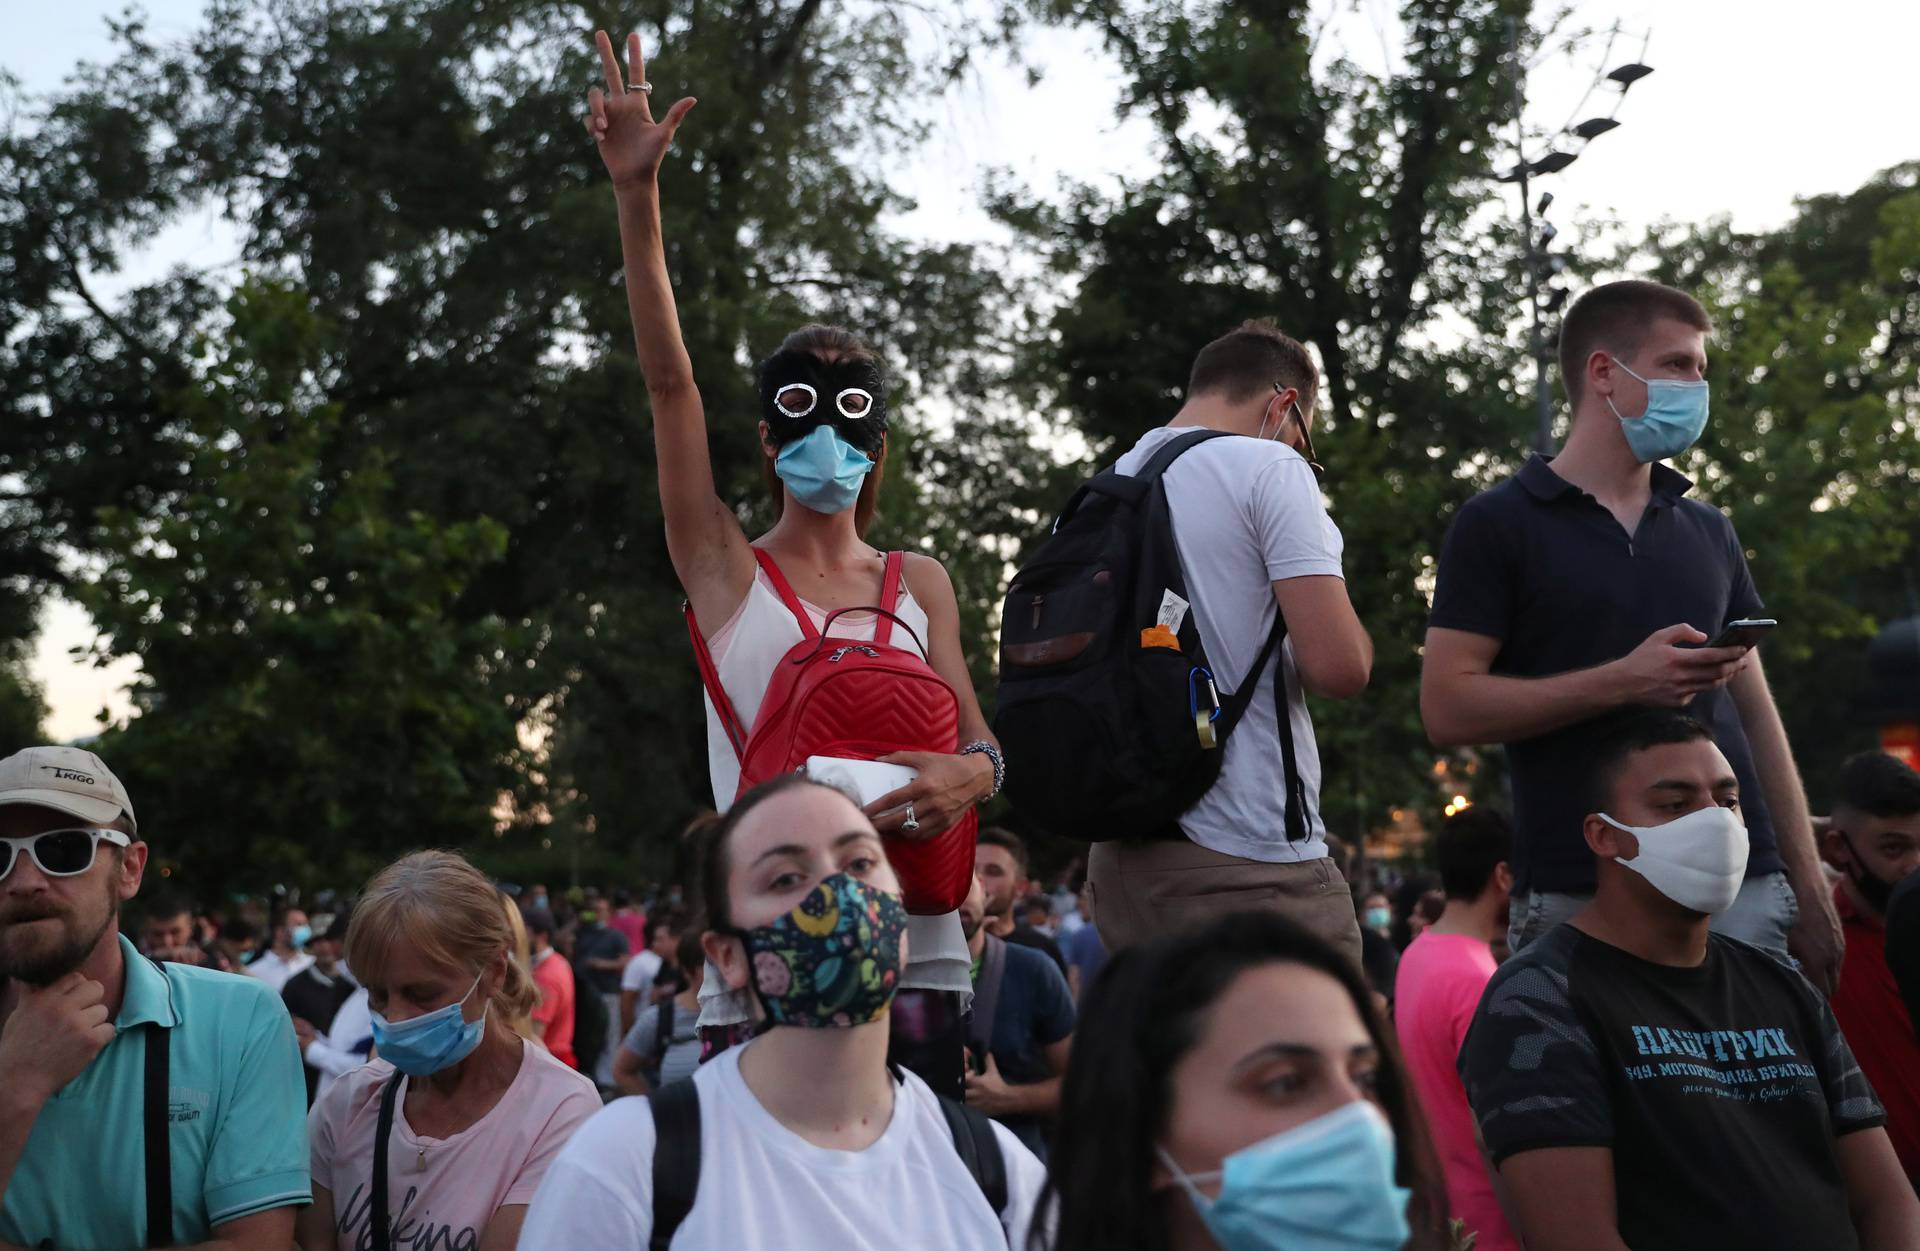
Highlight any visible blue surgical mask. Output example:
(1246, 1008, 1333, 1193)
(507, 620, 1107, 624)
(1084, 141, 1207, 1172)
(1363, 906, 1392, 931)
(774, 425, 874, 515)
(290, 925, 313, 950)
(1160, 1100, 1412, 1251)
(370, 972, 489, 1076)
(1606, 357, 1709, 464)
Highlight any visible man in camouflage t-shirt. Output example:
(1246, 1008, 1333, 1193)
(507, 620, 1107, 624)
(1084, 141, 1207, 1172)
(1459, 710, 1919, 1251)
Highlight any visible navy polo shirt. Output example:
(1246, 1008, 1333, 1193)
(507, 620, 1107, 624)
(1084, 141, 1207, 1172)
(1428, 455, 1778, 893)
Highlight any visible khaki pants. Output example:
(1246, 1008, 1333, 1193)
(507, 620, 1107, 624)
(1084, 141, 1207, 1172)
(1088, 839, 1363, 973)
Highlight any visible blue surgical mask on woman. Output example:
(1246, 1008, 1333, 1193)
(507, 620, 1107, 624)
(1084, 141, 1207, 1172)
(370, 972, 489, 1076)
(774, 425, 874, 515)
(1606, 357, 1710, 464)
(289, 924, 313, 950)
(1159, 1100, 1413, 1251)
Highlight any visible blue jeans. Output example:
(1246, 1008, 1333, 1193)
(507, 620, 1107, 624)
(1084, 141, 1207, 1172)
(1508, 870, 1799, 957)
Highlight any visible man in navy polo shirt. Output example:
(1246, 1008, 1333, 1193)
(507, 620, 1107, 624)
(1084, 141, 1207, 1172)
(0, 746, 308, 1249)
(1421, 279, 1844, 992)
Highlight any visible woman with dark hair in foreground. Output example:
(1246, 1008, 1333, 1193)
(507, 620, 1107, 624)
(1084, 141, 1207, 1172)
(1038, 910, 1449, 1251)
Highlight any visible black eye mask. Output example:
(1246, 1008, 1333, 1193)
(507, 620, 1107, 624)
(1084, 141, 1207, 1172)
(758, 348, 889, 456)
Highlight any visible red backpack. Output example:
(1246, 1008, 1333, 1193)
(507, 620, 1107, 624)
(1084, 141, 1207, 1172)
(686, 548, 978, 915)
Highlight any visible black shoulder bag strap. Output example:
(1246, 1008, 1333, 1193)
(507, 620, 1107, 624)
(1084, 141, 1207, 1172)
(371, 1071, 405, 1251)
(965, 934, 1009, 1059)
(652, 998, 676, 1074)
(937, 1094, 1010, 1235)
(648, 1078, 703, 1251)
(144, 1025, 175, 1248)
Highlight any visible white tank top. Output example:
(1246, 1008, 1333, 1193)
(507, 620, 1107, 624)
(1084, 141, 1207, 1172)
(692, 555, 968, 1022)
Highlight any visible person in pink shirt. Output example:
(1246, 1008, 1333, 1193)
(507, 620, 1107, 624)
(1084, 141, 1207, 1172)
(608, 888, 648, 954)
(1395, 807, 1520, 1251)
(298, 851, 601, 1251)
(525, 907, 578, 1069)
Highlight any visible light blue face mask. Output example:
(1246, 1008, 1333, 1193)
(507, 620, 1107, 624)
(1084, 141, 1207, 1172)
(774, 425, 875, 515)
(1160, 1100, 1413, 1251)
(1606, 357, 1709, 464)
(289, 924, 313, 950)
(371, 972, 489, 1076)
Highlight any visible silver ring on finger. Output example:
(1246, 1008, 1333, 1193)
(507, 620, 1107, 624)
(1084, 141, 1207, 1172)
(627, 81, 653, 94)
(901, 802, 920, 833)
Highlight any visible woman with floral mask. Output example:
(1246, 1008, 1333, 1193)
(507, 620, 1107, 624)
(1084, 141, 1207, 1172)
(1039, 910, 1449, 1251)
(580, 30, 1001, 1090)
(521, 775, 1048, 1250)
(298, 851, 601, 1251)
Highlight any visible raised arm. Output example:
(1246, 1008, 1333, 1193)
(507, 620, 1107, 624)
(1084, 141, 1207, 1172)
(586, 31, 754, 625)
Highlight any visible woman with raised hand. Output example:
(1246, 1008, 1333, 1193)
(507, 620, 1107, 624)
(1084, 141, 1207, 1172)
(1038, 910, 1450, 1251)
(298, 851, 601, 1251)
(581, 29, 1001, 1094)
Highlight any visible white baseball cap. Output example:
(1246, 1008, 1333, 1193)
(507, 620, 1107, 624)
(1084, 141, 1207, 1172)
(0, 746, 138, 833)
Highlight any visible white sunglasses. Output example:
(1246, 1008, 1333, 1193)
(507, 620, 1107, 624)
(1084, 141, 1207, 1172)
(0, 827, 133, 879)
(772, 382, 876, 420)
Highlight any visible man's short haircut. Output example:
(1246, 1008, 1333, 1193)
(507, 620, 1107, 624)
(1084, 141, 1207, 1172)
(1586, 708, 1716, 815)
(1558, 280, 1712, 407)
(1835, 751, 1920, 820)
(1185, 319, 1319, 410)
(1435, 808, 1513, 900)
(645, 911, 681, 943)
(977, 826, 1030, 876)
(523, 907, 558, 938)
(143, 893, 193, 925)
(674, 927, 705, 973)
(221, 917, 259, 945)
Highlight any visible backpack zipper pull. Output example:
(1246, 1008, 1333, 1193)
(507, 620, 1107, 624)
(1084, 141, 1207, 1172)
(1031, 594, 1045, 630)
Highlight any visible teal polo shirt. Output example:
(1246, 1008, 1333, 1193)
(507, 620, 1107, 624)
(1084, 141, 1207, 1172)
(1, 935, 311, 1248)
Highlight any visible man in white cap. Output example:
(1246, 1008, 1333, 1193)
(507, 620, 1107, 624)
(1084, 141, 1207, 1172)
(0, 746, 308, 1249)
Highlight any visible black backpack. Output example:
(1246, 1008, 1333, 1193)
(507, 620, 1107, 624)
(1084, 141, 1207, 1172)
(645, 1071, 1008, 1249)
(994, 429, 1309, 843)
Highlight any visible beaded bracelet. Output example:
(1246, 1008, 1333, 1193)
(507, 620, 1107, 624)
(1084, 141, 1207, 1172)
(959, 740, 1004, 802)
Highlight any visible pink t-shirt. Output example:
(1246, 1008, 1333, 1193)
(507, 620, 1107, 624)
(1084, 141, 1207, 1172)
(1393, 932, 1519, 1251)
(309, 1042, 601, 1249)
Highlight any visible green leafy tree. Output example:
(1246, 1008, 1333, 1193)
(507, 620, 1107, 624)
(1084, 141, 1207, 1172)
(74, 278, 518, 895)
(1, 0, 1046, 886)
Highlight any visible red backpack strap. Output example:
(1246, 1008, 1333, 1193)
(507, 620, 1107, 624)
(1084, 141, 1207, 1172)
(752, 548, 820, 641)
(684, 600, 748, 762)
(873, 552, 905, 647)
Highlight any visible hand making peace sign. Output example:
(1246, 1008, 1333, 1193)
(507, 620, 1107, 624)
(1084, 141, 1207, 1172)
(585, 30, 697, 191)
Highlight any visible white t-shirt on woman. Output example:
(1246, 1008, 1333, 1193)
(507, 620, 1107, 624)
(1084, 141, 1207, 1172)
(307, 1042, 600, 1249)
(518, 1040, 1047, 1250)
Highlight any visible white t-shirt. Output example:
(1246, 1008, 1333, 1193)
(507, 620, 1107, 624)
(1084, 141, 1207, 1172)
(1112, 427, 1343, 862)
(518, 1040, 1047, 1250)
(246, 949, 313, 993)
(621, 949, 665, 998)
(309, 1043, 601, 1249)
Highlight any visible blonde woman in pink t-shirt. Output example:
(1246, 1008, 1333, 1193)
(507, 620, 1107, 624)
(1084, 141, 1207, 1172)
(297, 851, 602, 1251)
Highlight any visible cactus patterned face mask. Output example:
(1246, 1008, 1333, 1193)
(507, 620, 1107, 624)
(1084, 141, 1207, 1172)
(729, 874, 907, 1029)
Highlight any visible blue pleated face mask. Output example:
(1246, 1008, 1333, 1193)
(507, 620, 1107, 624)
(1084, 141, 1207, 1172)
(1159, 1100, 1413, 1251)
(1606, 357, 1710, 464)
(370, 971, 489, 1076)
(774, 425, 875, 515)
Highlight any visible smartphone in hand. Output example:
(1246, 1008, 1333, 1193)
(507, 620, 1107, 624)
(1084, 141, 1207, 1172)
(1695, 618, 1777, 649)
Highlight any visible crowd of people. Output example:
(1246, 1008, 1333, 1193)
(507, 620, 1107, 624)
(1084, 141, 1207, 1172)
(2, 28, 1920, 1251)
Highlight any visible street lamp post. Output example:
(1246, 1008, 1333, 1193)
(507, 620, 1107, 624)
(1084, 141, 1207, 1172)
(1501, 18, 1653, 453)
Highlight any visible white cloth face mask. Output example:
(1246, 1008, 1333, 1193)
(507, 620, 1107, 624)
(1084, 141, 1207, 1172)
(1598, 805, 1749, 914)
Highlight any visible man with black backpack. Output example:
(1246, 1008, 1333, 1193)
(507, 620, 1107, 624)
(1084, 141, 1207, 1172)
(997, 320, 1370, 969)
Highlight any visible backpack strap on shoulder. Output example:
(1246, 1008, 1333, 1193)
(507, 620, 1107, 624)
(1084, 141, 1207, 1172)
(938, 1093, 1010, 1233)
(684, 601, 749, 762)
(648, 1079, 703, 1251)
(1135, 427, 1232, 482)
(752, 547, 821, 640)
(143, 1023, 174, 1248)
(873, 552, 904, 647)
